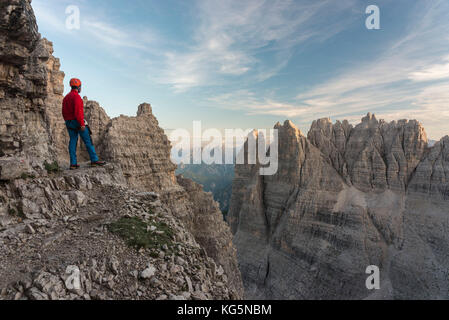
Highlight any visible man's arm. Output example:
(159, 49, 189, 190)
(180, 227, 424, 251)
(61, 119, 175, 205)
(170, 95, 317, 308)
(74, 95, 85, 130)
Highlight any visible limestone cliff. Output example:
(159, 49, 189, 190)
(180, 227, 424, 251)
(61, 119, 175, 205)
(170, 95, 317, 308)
(0, 0, 243, 300)
(229, 115, 449, 300)
(0, 0, 66, 179)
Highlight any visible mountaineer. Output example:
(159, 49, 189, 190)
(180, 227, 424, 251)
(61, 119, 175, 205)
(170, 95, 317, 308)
(62, 78, 106, 170)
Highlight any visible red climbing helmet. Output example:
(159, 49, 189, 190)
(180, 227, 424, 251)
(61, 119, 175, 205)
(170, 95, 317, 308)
(69, 78, 82, 87)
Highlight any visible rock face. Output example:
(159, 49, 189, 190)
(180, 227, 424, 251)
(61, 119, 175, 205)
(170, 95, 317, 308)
(99, 103, 177, 192)
(229, 115, 449, 300)
(177, 176, 242, 294)
(307, 114, 428, 192)
(77, 100, 177, 192)
(0, 0, 66, 179)
(0, 0, 243, 300)
(74, 100, 243, 293)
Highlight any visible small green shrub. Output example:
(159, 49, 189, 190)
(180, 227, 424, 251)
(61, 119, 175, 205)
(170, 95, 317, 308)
(8, 207, 25, 219)
(17, 207, 26, 219)
(20, 172, 36, 180)
(108, 216, 174, 251)
(44, 161, 60, 173)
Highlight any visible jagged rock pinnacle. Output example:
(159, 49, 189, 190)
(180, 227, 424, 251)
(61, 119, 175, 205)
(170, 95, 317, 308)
(137, 103, 152, 116)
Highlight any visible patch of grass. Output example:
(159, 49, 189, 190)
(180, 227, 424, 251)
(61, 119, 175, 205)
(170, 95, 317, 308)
(108, 216, 174, 252)
(17, 207, 25, 219)
(20, 172, 36, 180)
(8, 207, 26, 219)
(44, 161, 60, 173)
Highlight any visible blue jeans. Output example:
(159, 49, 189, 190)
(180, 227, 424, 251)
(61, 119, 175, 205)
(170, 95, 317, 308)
(65, 120, 99, 165)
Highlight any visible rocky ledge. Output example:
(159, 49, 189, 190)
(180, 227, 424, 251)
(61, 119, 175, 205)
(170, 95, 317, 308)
(0, 165, 238, 300)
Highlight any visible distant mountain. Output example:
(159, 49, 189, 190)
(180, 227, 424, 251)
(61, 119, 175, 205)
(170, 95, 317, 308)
(176, 163, 234, 215)
(173, 144, 239, 216)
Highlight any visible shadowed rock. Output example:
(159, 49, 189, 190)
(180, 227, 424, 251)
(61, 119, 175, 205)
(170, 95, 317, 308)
(229, 115, 449, 300)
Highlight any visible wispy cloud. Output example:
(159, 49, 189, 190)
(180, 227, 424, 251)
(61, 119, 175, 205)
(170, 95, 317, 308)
(83, 21, 146, 49)
(33, 0, 158, 52)
(208, 90, 310, 118)
(32, 0, 449, 139)
(408, 55, 449, 82)
(210, 1, 449, 139)
(157, 0, 358, 91)
(33, 0, 70, 33)
(33, 0, 358, 92)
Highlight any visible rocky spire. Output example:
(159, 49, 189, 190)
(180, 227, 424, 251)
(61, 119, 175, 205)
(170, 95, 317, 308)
(137, 103, 152, 116)
(229, 116, 449, 300)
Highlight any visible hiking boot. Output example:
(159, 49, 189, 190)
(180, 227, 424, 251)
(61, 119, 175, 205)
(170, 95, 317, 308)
(91, 160, 107, 167)
(70, 164, 80, 170)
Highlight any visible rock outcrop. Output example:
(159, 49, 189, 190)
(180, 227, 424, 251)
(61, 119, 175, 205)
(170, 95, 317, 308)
(229, 115, 449, 300)
(72, 99, 243, 293)
(0, 0, 243, 300)
(98, 102, 177, 192)
(0, 166, 237, 300)
(0, 0, 66, 179)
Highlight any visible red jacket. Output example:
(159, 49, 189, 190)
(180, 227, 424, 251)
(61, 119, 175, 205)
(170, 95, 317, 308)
(62, 89, 84, 126)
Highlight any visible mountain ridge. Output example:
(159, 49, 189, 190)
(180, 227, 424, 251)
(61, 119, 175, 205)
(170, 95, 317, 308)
(229, 113, 449, 299)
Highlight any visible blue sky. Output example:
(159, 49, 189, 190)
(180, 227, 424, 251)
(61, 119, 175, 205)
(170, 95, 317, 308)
(33, 0, 449, 139)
